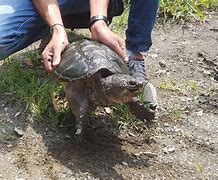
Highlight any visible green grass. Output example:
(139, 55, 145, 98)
(112, 5, 129, 36)
(159, 80, 201, 95)
(159, 0, 218, 22)
(193, 161, 205, 180)
(159, 0, 206, 21)
(113, 0, 218, 29)
(112, 104, 144, 131)
(0, 55, 143, 129)
(0, 55, 62, 121)
(1, 0, 217, 126)
(0, 52, 141, 129)
(111, 0, 130, 36)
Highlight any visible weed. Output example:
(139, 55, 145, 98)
(193, 161, 205, 180)
(0, 56, 60, 120)
(114, 0, 218, 28)
(111, 1, 130, 36)
(159, 0, 218, 22)
(159, 80, 201, 95)
(159, 0, 207, 22)
(112, 6, 129, 36)
(169, 106, 182, 120)
(112, 104, 144, 131)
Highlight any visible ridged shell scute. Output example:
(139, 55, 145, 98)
(53, 39, 128, 81)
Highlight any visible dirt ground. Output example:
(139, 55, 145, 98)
(0, 13, 218, 180)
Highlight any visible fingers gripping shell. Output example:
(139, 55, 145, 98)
(53, 39, 129, 82)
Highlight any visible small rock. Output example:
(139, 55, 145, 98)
(7, 144, 13, 148)
(203, 69, 211, 75)
(128, 132, 136, 137)
(163, 123, 170, 127)
(2, 128, 6, 134)
(163, 146, 175, 154)
(64, 134, 71, 140)
(155, 69, 167, 76)
(158, 128, 164, 133)
(196, 110, 203, 117)
(4, 107, 8, 112)
(75, 128, 82, 135)
(181, 97, 193, 102)
(174, 128, 183, 133)
(5, 113, 10, 119)
(143, 151, 158, 157)
(149, 53, 158, 59)
(168, 146, 175, 153)
(205, 141, 210, 146)
(68, 161, 74, 166)
(149, 137, 157, 143)
(122, 161, 128, 166)
(159, 61, 166, 68)
(14, 112, 21, 117)
(134, 152, 143, 157)
(181, 41, 188, 45)
(14, 127, 24, 136)
(104, 107, 112, 114)
(163, 147, 168, 154)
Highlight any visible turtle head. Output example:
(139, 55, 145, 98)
(100, 74, 143, 103)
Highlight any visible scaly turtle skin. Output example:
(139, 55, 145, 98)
(53, 39, 143, 139)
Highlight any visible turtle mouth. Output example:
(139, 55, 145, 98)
(127, 80, 143, 91)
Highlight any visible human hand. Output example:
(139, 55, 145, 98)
(90, 21, 128, 63)
(42, 26, 69, 73)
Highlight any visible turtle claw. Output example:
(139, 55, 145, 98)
(73, 122, 84, 141)
(75, 128, 82, 135)
(74, 129, 85, 142)
(126, 99, 157, 122)
(73, 116, 89, 142)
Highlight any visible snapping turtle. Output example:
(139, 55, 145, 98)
(54, 39, 143, 137)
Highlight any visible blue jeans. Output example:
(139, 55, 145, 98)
(126, 0, 159, 53)
(0, 0, 159, 60)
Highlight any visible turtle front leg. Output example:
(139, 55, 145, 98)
(63, 82, 90, 140)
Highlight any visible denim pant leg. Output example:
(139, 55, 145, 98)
(126, 0, 159, 53)
(0, 0, 89, 60)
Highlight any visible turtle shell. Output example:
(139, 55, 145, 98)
(53, 39, 129, 82)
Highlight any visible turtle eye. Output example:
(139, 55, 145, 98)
(127, 80, 143, 91)
(127, 80, 138, 86)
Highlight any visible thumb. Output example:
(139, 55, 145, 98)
(52, 47, 62, 67)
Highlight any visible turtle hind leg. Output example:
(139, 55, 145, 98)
(73, 107, 96, 141)
(63, 81, 91, 141)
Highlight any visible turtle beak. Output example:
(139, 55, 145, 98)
(127, 80, 143, 91)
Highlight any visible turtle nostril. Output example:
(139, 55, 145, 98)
(137, 81, 144, 88)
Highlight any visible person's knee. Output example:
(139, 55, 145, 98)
(0, 42, 11, 60)
(0, 34, 14, 60)
(0, 44, 11, 60)
(0, 51, 9, 60)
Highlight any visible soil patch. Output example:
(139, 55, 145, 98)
(0, 14, 218, 179)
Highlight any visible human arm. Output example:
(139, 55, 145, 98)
(89, 0, 128, 62)
(32, 0, 69, 72)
